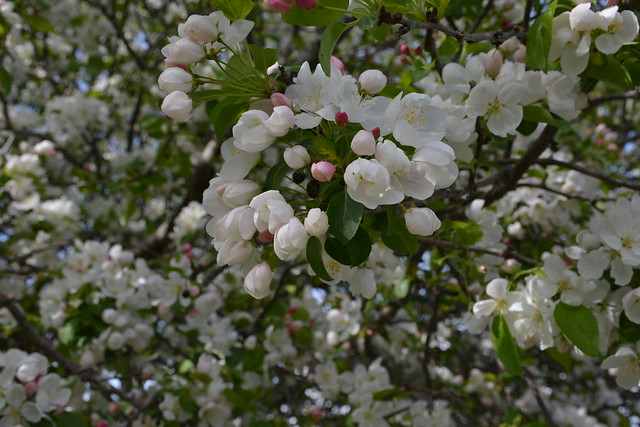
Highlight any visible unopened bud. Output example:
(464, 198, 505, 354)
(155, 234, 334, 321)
(335, 112, 349, 125)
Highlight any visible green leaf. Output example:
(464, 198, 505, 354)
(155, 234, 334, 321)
(0, 66, 12, 93)
(324, 227, 372, 266)
(319, 21, 354, 76)
(553, 302, 600, 357)
(52, 412, 90, 427)
(283, 0, 349, 27)
(58, 322, 75, 345)
(305, 137, 340, 164)
(264, 161, 289, 190)
(525, 0, 556, 71)
(438, 35, 459, 57)
(327, 191, 364, 243)
(382, 208, 418, 255)
(248, 44, 279, 74)
(211, 0, 253, 20)
(358, 9, 379, 30)
(393, 277, 411, 299)
(26, 15, 56, 33)
(178, 359, 194, 374)
(306, 236, 333, 281)
(522, 105, 558, 126)
(585, 53, 635, 90)
(545, 347, 572, 372)
(491, 315, 523, 378)
(370, 23, 390, 42)
(206, 99, 248, 139)
(515, 120, 538, 136)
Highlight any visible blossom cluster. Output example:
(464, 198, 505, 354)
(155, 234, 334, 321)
(551, 3, 639, 75)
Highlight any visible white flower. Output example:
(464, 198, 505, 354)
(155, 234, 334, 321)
(358, 69, 387, 94)
(404, 208, 441, 236)
(384, 93, 448, 147)
(601, 347, 640, 389)
(161, 91, 192, 122)
(220, 180, 261, 208)
(158, 67, 193, 93)
(243, 262, 272, 299)
(344, 267, 377, 298)
(264, 106, 295, 137)
(466, 80, 523, 137)
(16, 353, 48, 382)
(211, 205, 256, 241)
(161, 37, 205, 65)
(182, 14, 219, 43)
(35, 374, 71, 413)
(249, 190, 294, 233)
(304, 208, 329, 237)
(595, 8, 639, 55)
(473, 278, 516, 318)
(232, 110, 275, 152)
(569, 3, 599, 32)
(219, 139, 260, 181)
(274, 217, 309, 261)
(549, 12, 590, 75)
(344, 158, 402, 209)
(283, 145, 310, 169)
(622, 288, 640, 324)
(1, 384, 42, 425)
(216, 240, 254, 266)
(351, 130, 376, 156)
(539, 254, 595, 305)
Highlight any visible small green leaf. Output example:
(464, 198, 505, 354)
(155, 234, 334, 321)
(264, 161, 289, 190)
(525, 0, 557, 71)
(178, 359, 194, 374)
(327, 191, 364, 243)
(516, 120, 538, 136)
(58, 322, 75, 345)
(52, 412, 90, 427)
(319, 21, 354, 76)
(206, 99, 248, 139)
(522, 105, 558, 126)
(324, 227, 372, 266)
(358, 9, 379, 30)
(393, 277, 411, 299)
(248, 44, 279, 74)
(0, 66, 12, 93)
(283, 0, 349, 27)
(306, 236, 333, 281)
(370, 23, 390, 42)
(382, 208, 418, 255)
(585, 53, 635, 90)
(491, 315, 523, 378)
(545, 347, 573, 372)
(554, 302, 600, 357)
(211, 0, 253, 20)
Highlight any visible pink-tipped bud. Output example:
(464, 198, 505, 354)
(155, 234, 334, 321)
(311, 162, 336, 182)
(330, 56, 344, 74)
(414, 46, 423, 55)
(400, 44, 411, 55)
(182, 243, 192, 253)
(351, 130, 376, 156)
(258, 230, 275, 243)
(295, 0, 316, 10)
(335, 112, 349, 125)
(97, 422, 109, 427)
(270, 93, 292, 108)
(108, 402, 120, 415)
(264, 0, 293, 13)
(372, 127, 381, 138)
(24, 381, 38, 396)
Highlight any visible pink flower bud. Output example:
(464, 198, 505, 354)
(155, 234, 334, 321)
(270, 93, 292, 108)
(295, 0, 316, 10)
(24, 381, 38, 396)
(335, 112, 349, 125)
(311, 162, 336, 182)
(330, 56, 344, 74)
(108, 402, 120, 415)
(182, 243, 192, 252)
(183, 14, 219, 43)
(400, 44, 411, 55)
(351, 130, 376, 156)
(258, 230, 275, 243)
(358, 69, 387, 95)
(414, 46, 423, 55)
(97, 422, 109, 427)
(158, 67, 193, 94)
(480, 49, 503, 77)
(264, 0, 293, 13)
(372, 127, 381, 138)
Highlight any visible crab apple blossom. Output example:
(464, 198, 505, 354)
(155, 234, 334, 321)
(243, 262, 272, 299)
(311, 161, 336, 182)
(283, 145, 311, 169)
(358, 69, 387, 95)
(158, 67, 193, 93)
(404, 207, 441, 237)
(161, 91, 192, 122)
